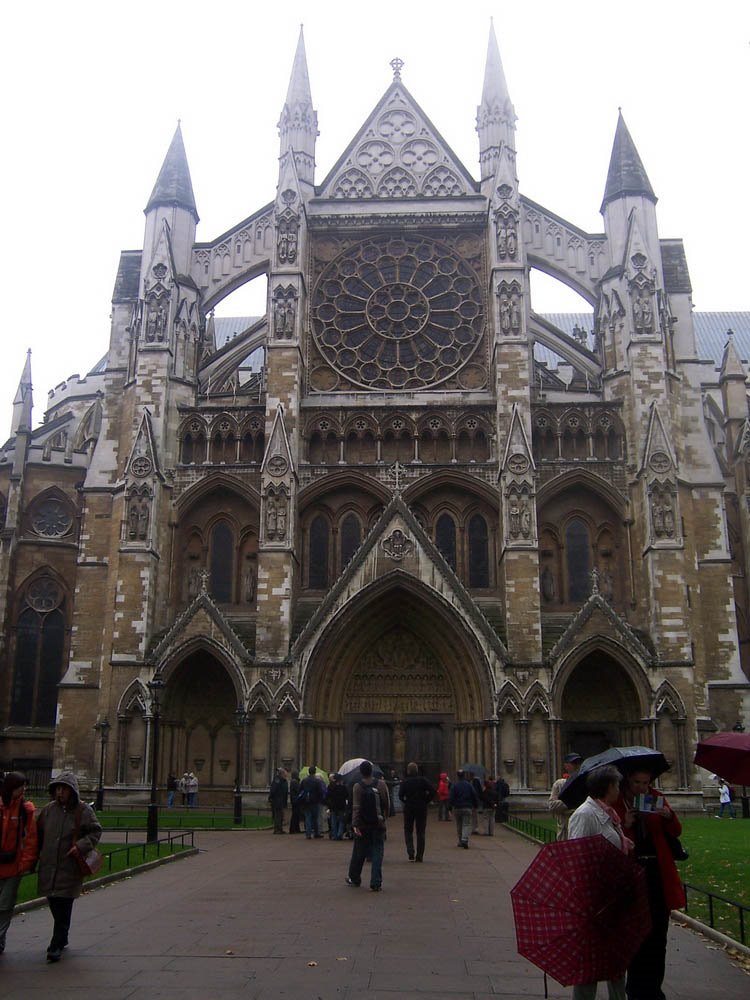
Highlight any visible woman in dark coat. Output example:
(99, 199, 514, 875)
(615, 768, 685, 1000)
(37, 770, 102, 963)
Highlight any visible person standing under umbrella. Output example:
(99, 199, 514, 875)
(615, 769, 685, 1000)
(548, 752, 583, 840)
(568, 764, 634, 1000)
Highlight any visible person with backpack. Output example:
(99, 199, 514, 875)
(346, 760, 390, 891)
(37, 770, 102, 963)
(0, 771, 38, 954)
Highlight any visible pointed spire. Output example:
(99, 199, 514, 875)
(720, 330, 746, 381)
(601, 111, 656, 213)
(11, 349, 33, 436)
(278, 26, 318, 186)
(476, 20, 516, 181)
(145, 123, 199, 222)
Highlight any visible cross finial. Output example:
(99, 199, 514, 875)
(387, 461, 408, 495)
(390, 57, 404, 81)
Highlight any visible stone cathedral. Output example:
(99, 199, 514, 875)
(1, 27, 749, 804)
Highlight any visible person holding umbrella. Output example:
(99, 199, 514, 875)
(568, 764, 634, 999)
(615, 768, 685, 1000)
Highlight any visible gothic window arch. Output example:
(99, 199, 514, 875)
(10, 575, 67, 727)
(435, 512, 457, 571)
(468, 513, 490, 588)
(210, 520, 234, 602)
(340, 512, 362, 569)
(566, 517, 591, 603)
(309, 514, 330, 589)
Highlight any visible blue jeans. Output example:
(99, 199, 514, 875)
(303, 805, 320, 838)
(454, 807, 472, 845)
(331, 811, 346, 840)
(348, 828, 385, 888)
(166, 791, 175, 808)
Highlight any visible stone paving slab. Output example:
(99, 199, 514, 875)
(0, 820, 747, 998)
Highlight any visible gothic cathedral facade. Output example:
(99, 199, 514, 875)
(1, 28, 748, 801)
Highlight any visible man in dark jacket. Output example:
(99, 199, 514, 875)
(398, 761, 435, 862)
(326, 774, 349, 840)
(268, 768, 288, 833)
(288, 770, 301, 833)
(448, 769, 479, 848)
(300, 766, 325, 839)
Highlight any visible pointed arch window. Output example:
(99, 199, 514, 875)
(340, 514, 362, 570)
(11, 577, 66, 727)
(468, 514, 489, 588)
(210, 521, 234, 602)
(566, 518, 590, 603)
(309, 515, 330, 589)
(435, 513, 457, 571)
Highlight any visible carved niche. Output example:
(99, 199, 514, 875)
(497, 280, 522, 336)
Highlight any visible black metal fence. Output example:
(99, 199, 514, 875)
(506, 813, 556, 844)
(683, 881, 749, 947)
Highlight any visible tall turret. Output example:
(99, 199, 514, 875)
(277, 27, 318, 189)
(10, 349, 32, 438)
(142, 123, 198, 277)
(476, 20, 516, 183)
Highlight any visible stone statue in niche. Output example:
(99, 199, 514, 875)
(499, 289, 522, 335)
(276, 496, 288, 539)
(265, 497, 277, 537)
(600, 565, 614, 602)
(520, 503, 531, 539)
(651, 489, 675, 539)
(510, 294, 521, 334)
(541, 565, 556, 602)
(145, 302, 168, 343)
(127, 497, 149, 541)
(508, 497, 521, 538)
(137, 500, 149, 540)
(633, 291, 653, 335)
(243, 560, 256, 602)
(499, 292, 512, 335)
(188, 566, 202, 600)
(651, 495, 664, 536)
(128, 501, 139, 539)
(273, 291, 297, 339)
(382, 528, 413, 561)
(662, 497, 675, 537)
(277, 216, 299, 264)
(495, 213, 518, 260)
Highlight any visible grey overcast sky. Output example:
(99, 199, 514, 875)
(1, 0, 747, 430)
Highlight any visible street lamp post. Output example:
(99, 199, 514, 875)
(233, 704, 246, 825)
(94, 718, 111, 812)
(733, 722, 749, 819)
(146, 677, 164, 843)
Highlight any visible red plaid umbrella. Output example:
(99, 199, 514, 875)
(510, 835, 651, 987)
(695, 732, 750, 785)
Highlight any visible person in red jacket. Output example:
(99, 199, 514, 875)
(614, 769, 685, 1000)
(0, 771, 39, 953)
(436, 772, 451, 821)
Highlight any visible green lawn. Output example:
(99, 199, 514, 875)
(15, 840, 193, 906)
(99, 811, 272, 831)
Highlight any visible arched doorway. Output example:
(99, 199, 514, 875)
(302, 581, 493, 784)
(159, 650, 242, 793)
(559, 650, 645, 758)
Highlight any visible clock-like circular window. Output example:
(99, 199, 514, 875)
(311, 234, 484, 389)
(29, 496, 73, 538)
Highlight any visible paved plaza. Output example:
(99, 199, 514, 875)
(0, 819, 747, 998)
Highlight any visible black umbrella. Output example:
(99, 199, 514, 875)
(459, 763, 487, 779)
(559, 746, 669, 809)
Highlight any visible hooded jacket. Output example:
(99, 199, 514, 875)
(37, 771, 102, 898)
(0, 795, 38, 878)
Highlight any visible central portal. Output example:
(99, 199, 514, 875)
(343, 627, 454, 782)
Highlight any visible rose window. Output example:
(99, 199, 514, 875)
(311, 235, 484, 389)
(30, 497, 73, 538)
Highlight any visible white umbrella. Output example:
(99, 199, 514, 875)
(339, 757, 366, 776)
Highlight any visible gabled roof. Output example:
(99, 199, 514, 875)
(547, 589, 654, 667)
(317, 78, 477, 201)
(147, 590, 253, 666)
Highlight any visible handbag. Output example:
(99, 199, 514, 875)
(75, 847, 104, 876)
(666, 834, 689, 861)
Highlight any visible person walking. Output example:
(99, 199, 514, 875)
(548, 752, 583, 840)
(346, 760, 389, 891)
(470, 772, 483, 834)
(568, 764, 633, 1000)
(449, 769, 479, 848)
(398, 762, 435, 862)
(327, 774, 348, 840)
(299, 766, 325, 839)
(716, 779, 736, 819)
(36, 771, 102, 963)
(288, 770, 301, 833)
(615, 768, 685, 1000)
(268, 768, 288, 833)
(495, 775, 510, 823)
(0, 772, 38, 955)
(166, 772, 178, 808)
(480, 776, 498, 836)
(436, 771, 451, 821)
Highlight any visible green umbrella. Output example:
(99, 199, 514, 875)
(300, 765, 330, 785)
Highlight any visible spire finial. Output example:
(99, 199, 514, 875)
(390, 57, 404, 81)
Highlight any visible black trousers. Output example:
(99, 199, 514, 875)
(47, 896, 74, 950)
(626, 863, 670, 1000)
(403, 805, 428, 860)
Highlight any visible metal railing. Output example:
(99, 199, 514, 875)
(506, 813, 556, 844)
(683, 882, 749, 947)
(100, 806, 270, 829)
